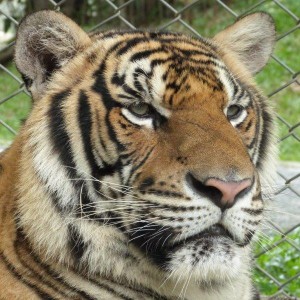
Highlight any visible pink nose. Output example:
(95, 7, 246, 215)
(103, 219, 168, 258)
(205, 178, 252, 209)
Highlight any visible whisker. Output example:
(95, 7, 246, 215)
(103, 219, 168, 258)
(160, 268, 176, 289)
(264, 209, 300, 218)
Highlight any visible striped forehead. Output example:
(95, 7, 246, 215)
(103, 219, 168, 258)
(96, 31, 239, 108)
(114, 52, 167, 105)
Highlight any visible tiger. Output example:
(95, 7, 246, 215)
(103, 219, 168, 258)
(0, 9, 277, 300)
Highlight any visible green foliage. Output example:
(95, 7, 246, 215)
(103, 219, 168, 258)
(254, 227, 300, 296)
(0, 64, 31, 145)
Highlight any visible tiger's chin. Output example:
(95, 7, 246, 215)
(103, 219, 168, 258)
(130, 221, 253, 287)
(165, 236, 251, 288)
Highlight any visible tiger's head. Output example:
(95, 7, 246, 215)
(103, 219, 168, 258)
(15, 10, 276, 297)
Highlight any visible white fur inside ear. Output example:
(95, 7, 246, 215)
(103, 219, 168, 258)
(15, 10, 91, 100)
(213, 13, 276, 74)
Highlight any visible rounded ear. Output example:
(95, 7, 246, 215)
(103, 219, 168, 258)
(213, 12, 276, 74)
(15, 10, 91, 101)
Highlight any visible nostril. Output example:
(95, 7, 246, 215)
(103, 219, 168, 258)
(186, 173, 222, 204)
(205, 178, 252, 204)
(186, 173, 252, 211)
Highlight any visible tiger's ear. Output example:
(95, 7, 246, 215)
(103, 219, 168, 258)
(15, 10, 91, 100)
(213, 12, 275, 74)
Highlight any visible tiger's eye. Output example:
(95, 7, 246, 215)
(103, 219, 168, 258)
(227, 105, 243, 119)
(129, 102, 150, 117)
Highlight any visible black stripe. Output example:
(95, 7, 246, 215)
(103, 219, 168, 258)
(78, 277, 136, 300)
(158, 36, 217, 51)
(173, 48, 217, 59)
(256, 98, 273, 170)
(93, 274, 170, 300)
(49, 90, 77, 180)
(16, 225, 142, 300)
(142, 200, 207, 212)
(14, 241, 71, 299)
(0, 252, 55, 299)
(165, 74, 188, 94)
(234, 85, 246, 102)
(133, 68, 148, 93)
(140, 189, 184, 198)
(158, 60, 223, 90)
(16, 229, 96, 300)
(95, 112, 110, 155)
(21, 74, 33, 90)
(112, 73, 125, 86)
(48, 89, 80, 212)
(122, 83, 142, 100)
(78, 90, 124, 196)
(68, 224, 89, 262)
(117, 37, 150, 56)
(94, 30, 216, 54)
(36, 174, 70, 214)
(241, 208, 263, 215)
(129, 220, 174, 269)
(139, 177, 155, 189)
(126, 146, 155, 185)
(117, 94, 136, 100)
(93, 60, 124, 152)
(76, 182, 125, 231)
(76, 182, 94, 215)
(237, 230, 255, 247)
(245, 119, 253, 132)
(78, 90, 101, 191)
(129, 48, 164, 62)
(247, 95, 261, 151)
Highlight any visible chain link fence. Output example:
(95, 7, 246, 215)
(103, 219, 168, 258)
(0, 0, 299, 298)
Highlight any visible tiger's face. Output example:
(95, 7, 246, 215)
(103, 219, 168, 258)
(15, 11, 276, 292)
(92, 33, 264, 282)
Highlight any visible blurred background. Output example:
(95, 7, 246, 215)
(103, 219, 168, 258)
(0, 0, 299, 298)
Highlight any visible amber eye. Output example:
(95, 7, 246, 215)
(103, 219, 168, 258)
(227, 105, 243, 119)
(129, 102, 151, 117)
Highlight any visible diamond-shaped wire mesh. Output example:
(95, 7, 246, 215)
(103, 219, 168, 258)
(0, 0, 299, 298)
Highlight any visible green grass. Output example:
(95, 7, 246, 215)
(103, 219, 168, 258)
(0, 64, 31, 146)
(0, 0, 299, 161)
(254, 227, 300, 297)
(253, 0, 300, 161)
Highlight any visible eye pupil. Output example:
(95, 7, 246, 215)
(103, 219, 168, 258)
(129, 103, 150, 116)
(227, 105, 242, 119)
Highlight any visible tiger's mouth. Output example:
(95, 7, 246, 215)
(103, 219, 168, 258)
(173, 223, 254, 249)
(187, 224, 234, 241)
(129, 221, 250, 268)
(170, 224, 236, 249)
